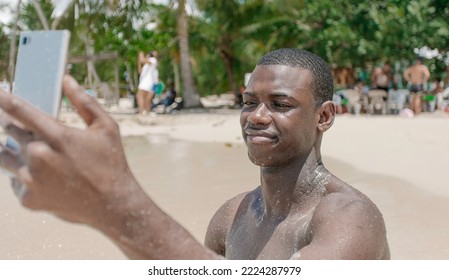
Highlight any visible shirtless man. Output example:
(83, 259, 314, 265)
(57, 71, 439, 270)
(371, 63, 392, 93)
(403, 58, 430, 114)
(0, 48, 389, 260)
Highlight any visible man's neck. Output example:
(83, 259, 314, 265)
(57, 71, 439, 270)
(259, 147, 328, 218)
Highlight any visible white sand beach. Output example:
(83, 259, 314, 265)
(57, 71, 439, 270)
(1, 98, 448, 259)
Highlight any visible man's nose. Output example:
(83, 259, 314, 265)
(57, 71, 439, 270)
(247, 103, 271, 125)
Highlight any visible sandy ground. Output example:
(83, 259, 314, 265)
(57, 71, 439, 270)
(0, 98, 449, 259)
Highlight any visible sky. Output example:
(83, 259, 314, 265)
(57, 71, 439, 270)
(0, 0, 20, 24)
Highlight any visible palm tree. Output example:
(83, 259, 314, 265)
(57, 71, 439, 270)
(177, 0, 201, 108)
(7, 0, 22, 83)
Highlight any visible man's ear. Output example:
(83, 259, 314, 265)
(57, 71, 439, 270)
(317, 101, 335, 132)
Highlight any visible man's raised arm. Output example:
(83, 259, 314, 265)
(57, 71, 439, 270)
(0, 76, 219, 260)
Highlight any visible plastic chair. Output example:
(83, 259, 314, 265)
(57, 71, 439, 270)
(368, 89, 388, 115)
(339, 89, 364, 115)
(332, 94, 343, 114)
(436, 87, 449, 110)
(387, 89, 409, 114)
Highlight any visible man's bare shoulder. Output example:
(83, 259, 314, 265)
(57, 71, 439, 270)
(319, 176, 377, 212)
(204, 190, 256, 255)
(297, 176, 390, 259)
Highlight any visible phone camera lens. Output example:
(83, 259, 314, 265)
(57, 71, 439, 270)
(22, 37, 29, 45)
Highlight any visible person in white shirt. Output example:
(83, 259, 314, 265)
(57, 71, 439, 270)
(136, 50, 159, 115)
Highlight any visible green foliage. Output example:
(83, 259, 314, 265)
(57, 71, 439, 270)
(19, 0, 53, 30)
(1, 0, 448, 95)
(0, 26, 9, 80)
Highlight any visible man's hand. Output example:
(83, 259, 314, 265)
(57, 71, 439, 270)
(0, 76, 136, 226)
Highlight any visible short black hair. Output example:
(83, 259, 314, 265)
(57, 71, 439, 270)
(257, 48, 334, 105)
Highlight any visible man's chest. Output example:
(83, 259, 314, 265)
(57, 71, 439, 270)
(224, 215, 313, 260)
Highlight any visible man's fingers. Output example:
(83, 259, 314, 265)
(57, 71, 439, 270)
(0, 109, 33, 146)
(0, 88, 63, 144)
(5, 125, 34, 147)
(63, 75, 111, 126)
(0, 115, 34, 147)
(10, 177, 28, 202)
(0, 144, 23, 175)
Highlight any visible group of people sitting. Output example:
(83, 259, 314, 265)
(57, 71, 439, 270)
(334, 58, 448, 116)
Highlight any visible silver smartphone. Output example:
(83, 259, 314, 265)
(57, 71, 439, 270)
(6, 30, 71, 151)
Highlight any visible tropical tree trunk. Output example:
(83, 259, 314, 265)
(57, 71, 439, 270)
(172, 58, 180, 94)
(8, 0, 22, 83)
(218, 37, 238, 93)
(177, 0, 201, 108)
(83, 36, 102, 89)
(31, 0, 49, 30)
(446, 65, 449, 87)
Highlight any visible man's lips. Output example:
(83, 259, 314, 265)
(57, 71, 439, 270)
(244, 129, 278, 144)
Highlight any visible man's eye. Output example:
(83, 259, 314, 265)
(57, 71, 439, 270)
(274, 102, 291, 108)
(243, 101, 256, 106)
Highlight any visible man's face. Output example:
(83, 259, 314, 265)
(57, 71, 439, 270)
(240, 65, 320, 168)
